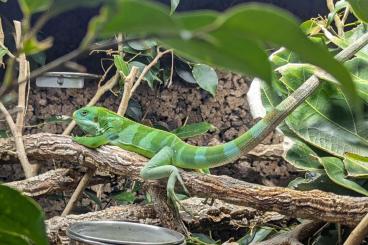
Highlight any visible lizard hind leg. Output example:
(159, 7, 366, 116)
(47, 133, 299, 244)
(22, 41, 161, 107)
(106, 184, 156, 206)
(140, 146, 189, 212)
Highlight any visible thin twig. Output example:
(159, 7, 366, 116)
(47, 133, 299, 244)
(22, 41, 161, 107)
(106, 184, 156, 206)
(0, 102, 35, 178)
(117, 67, 139, 116)
(341, 7, 350, 26)
(344, 212, 368, 245)
(130, 49, 172, 96)
(61, 168, 96, 216)
(326, 0, 344, 36)
(168, 50, 174, 87)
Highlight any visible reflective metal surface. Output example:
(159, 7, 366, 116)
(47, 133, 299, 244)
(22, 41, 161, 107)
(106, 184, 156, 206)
(67, 221, 186, 245)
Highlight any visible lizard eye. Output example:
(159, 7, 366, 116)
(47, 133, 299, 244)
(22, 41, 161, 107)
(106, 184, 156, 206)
(81, 111, 88, 116)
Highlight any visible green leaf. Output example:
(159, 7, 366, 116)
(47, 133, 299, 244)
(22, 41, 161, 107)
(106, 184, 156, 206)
(114, 55, 129, 77)
(216, 3, 357, 105)
(288, 172, 359, 195)
(127, 39, 157, 51)
(174, 11, 218, 31)
(237, 227, 273, 245)
(22, 37, 53, 55)
(321, 157, 368, 196)
(337, 24, 368, 60)
(112, 191, 136, 204)
(345, 57, 368, 103)
(344, 152, 368, 178)
(0, 47, 8, 60)
(175, 62, 197, 84)
(172, 122, 216, 139)
(18, 0, 51, 15)
(0, 230, 32, 245)
(192, 64, 218, 96)
(188, 233, 219, 245)
(278, 64, 368, 158)
(170, 0, 180, 15)
(102, 0, 177, 36)
(84, 189, 102, 209)
(346, 0, 368, 23)
(0, 185, 48, 245)
(283, 138, 323, 171)
(327, 0, 349, 25)
(162, 35, 271, 82)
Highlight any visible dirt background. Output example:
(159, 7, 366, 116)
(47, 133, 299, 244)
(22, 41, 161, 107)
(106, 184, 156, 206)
(0, 70, 299, 218)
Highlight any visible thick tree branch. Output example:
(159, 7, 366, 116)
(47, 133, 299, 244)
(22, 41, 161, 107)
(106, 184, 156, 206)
(1, 133, 367, 226)
(4, 168, 109, 197)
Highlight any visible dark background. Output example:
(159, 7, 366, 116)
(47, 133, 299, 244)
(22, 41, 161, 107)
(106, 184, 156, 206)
(0, 0, 329, 71)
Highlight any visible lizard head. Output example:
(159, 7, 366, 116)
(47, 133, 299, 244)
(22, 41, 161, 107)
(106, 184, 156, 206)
(73, 106, 105, 135)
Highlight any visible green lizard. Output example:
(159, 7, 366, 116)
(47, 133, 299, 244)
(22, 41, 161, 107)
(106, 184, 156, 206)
(72, 77, 318, 209)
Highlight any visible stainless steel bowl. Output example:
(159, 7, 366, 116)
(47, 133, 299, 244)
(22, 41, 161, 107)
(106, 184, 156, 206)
(66, 221, 186, 245)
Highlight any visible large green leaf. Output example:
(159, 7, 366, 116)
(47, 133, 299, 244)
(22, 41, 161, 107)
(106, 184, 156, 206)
(192, 64, 218, 96)
(345, 57, 368, 103)
(0, 185, 48, 245)
(288, 172, 360, 196)
(214, 4, 357, 105)
(283, 138, 323, 171)
(347, 0, 368, 23)
(333, 24, 368, 60)
(0, 230, 31, 245)
(162, 35, 271, 82)
(174, 11, 218, 31)
(344, 152, 368, 178)
(321, 157, 368, 196)
(102, 0, 177, 36)
(278, 65, 368, 157)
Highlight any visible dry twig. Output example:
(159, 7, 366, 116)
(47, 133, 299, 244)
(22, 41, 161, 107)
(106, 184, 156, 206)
(344, 212, 368, 245)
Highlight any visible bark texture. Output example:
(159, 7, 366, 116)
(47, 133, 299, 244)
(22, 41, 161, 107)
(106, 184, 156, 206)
(1, 133, 368, 226)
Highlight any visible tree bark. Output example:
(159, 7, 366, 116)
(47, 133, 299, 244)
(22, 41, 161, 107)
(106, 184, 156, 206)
(4, 168, 109, 197)
(1, 133, 368, 226)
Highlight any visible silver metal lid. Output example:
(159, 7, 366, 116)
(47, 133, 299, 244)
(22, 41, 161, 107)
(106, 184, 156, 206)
(42, 72, 100, 79)
(66, 221, 186, 245)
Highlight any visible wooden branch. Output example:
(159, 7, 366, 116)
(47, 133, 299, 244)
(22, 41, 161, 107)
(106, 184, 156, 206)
(117, 67, 139, 115)
(130, 49, 171, 96)
(4, 168, 108, 197)
(62, 168, 96, 216)
(0, 102, 36, 178)
(46, 205, 159, 244)
(344, 212, 368, 245)
(1, 133, 367, 226)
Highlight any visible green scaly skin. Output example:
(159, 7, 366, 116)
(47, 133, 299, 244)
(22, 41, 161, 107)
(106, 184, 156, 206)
(72, 106, 274, 209)
(72, 74, 320, 210)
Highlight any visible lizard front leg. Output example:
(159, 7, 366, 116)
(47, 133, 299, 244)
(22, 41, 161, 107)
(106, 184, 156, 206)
(73, 134, 109, 148)
(140, 146, 189, 212)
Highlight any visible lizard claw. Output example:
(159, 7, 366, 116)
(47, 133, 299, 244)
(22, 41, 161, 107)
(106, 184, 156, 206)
(167, 169, 192, 216)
